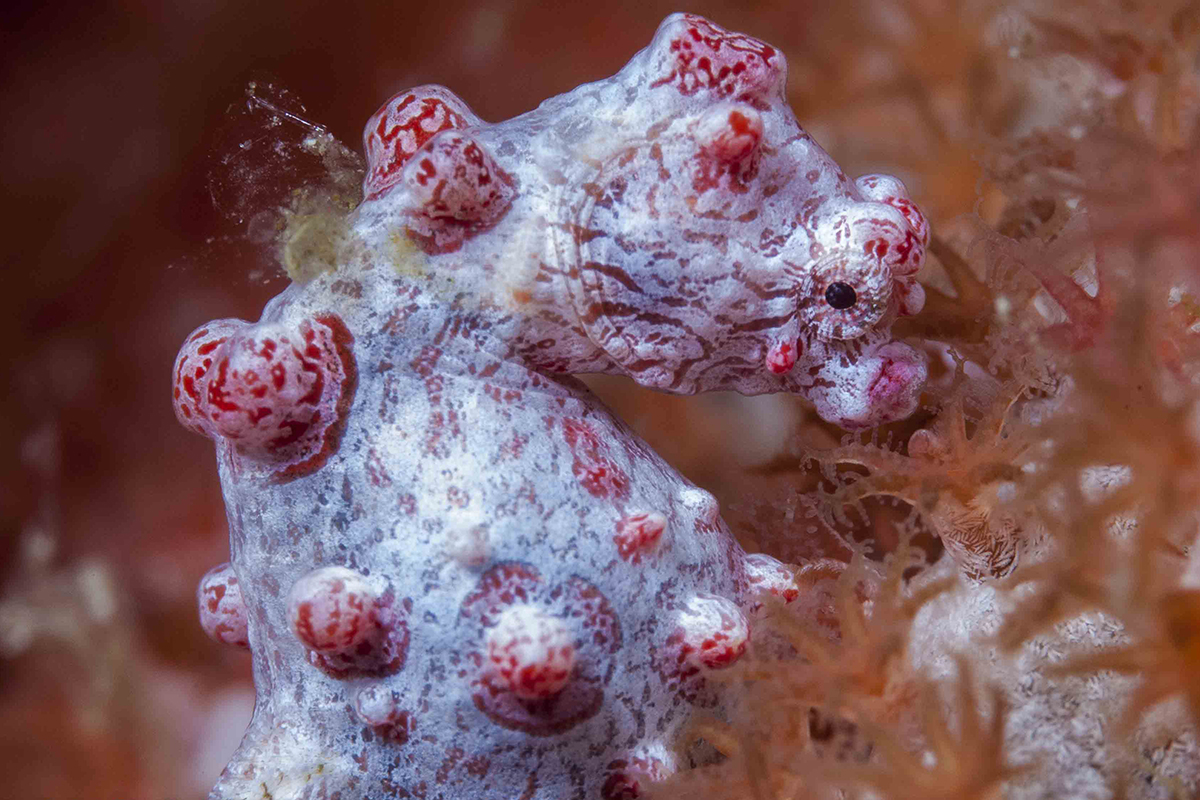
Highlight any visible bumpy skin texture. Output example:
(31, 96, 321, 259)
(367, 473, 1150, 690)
(178, 14, 929, 800)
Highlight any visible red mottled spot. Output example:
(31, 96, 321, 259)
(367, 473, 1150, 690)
(447, 485, 470, 508)
(888, 229, 924, 276)
(692, 103, 762, 193)
(288, 567, 409, 679)
(362, 86, 478, 200)
(483, 383, 523, 404)
(765, 339, 798, 375)
(354, 685, 415, 745)
(650, 14, 782, 102)
(728, 110, 750, 134)
(655, 593, 748, 704)
(557, 576, 623, 652)
(206, 584, 224, 613)
(484, 605, 576, 699)
(366, 447, 392, 487)
(197, 562, 249, 648)
(562, 418, 631, 501)
(415, 158, 437, 185)
(409, 346, 442, 378)
(613, 512, 667, 562)
(602, 757, 669, 800)
(464, 566, 620, 735)
(497, 432, 528, 462)
(461, 562, 543, 627)
(743, 552, 800, 616)
(172, 313, 357, 483)
(401, 132, 517, 255)
(884, 195, 930, 246)
(172, 319, 246, 437)
(864, 237, 889, 259)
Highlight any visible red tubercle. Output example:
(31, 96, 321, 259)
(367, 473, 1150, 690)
(287, 566, 410, 679)
(562, 418, 631, 501)
(765, 338, 798, 375)
(849, 212, 926, 278)
(272, 313, 357, 481)
(853, 173, 931, 253)
(650, 14, 784, 102)
(884, 195, 930, 246)
(613, 511, 667, 562)
(696, 105, 763, 162)
(601, 757, 670, 800)
(362, 85, 480, 201)
(692, 103, 763, 193)
(289, 566, 376, 653)
(354, 685, 415, 745)
(742, 552, 799, 616)
(401, 132, 517, 255)
(896, 279, 926, 317)
(173, 319, 248, 437)
(463, 564, 621, 735)
(791, 559, 868, 636)
(683, 594, 749, 669)
(867, 354, 922, 410)
(172, 313, 357, 482)
(678, 486, 722, 534)
(484, 604, 577, 699)
(655, 592, 749, 704)
(362, 88, 516, 256)
(197, 562, 249, 648)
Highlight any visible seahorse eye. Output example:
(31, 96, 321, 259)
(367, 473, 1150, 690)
(824, 282, 857, 310)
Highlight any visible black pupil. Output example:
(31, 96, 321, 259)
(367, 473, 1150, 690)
(825, 282, 857, 310)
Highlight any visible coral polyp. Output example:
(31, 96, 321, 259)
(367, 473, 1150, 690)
(175, 13, 932, 799)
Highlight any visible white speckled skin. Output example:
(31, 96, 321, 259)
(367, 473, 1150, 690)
(179, 14, 929, 800)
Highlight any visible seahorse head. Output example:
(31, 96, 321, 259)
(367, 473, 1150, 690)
(559, 14, 928, 428)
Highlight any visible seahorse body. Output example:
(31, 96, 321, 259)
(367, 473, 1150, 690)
(178, 13, 929, 799)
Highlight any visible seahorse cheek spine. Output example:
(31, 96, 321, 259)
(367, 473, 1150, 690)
(176, 13, 930, 799)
